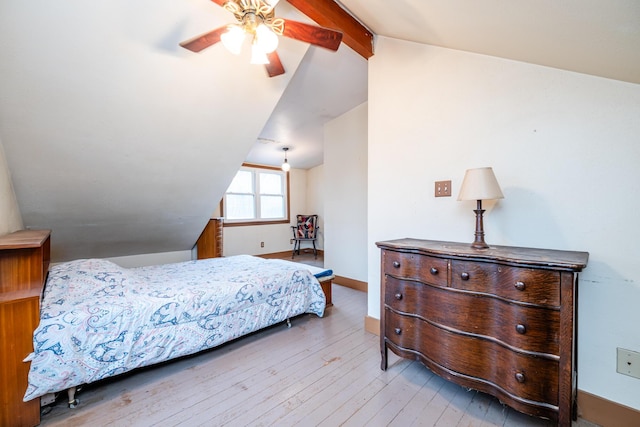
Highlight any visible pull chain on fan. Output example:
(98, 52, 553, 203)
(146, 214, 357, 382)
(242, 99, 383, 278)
(180, 0, 343, 77)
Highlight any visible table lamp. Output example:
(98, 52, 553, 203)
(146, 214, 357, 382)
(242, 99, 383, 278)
(458, 167, 504, 249)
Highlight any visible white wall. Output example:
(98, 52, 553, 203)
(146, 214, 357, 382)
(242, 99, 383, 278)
(368, 37, 640, 410)
(306, 164, 325, 250)
(106, 250, 191, 268)
(223, 167, 311, 256)
(324, 103, 368, 281)
(0, 138, 23, 235)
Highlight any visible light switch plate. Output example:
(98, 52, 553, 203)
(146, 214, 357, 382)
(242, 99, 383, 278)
(435, 180, 452, 197)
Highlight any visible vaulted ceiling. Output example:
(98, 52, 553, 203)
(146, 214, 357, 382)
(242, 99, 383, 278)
(253, 0, 640, 168)
(1, 0, 637, 261)
(345, 0, 639, 84)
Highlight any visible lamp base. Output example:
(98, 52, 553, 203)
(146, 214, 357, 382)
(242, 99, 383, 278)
(471, 202, 490, 249)
(471, 238, 490, 250)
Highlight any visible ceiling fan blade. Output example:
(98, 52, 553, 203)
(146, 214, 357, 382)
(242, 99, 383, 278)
(281, 19, 343, 51)
(265, 51, 285, 77)
(210, 0, 228, 6)
(180, 26, 227, 52)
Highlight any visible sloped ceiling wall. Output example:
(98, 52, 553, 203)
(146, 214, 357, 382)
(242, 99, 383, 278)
(0, 0, 310, 261)
(341, 0, 640, 85)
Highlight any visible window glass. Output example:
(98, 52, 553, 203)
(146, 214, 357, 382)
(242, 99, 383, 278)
(225, 194, 255, 220)
(260, 195, 284, 218)
(222, 165, 289, 225)
(228, 170, 253, 193)
(260, 172, 282, 195)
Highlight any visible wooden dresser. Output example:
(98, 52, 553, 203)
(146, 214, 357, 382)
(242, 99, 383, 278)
(0, 229, 51, 427)
(377, 238, 588, 426)
(196, 218, 223, 259)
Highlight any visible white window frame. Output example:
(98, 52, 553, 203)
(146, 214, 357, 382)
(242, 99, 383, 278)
(222, 163, 290, 226)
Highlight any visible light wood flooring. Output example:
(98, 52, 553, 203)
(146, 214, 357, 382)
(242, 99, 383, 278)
(39, 254, 598, 426)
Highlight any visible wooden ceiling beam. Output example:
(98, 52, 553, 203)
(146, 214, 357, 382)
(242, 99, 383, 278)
(286, 0, 374, 59)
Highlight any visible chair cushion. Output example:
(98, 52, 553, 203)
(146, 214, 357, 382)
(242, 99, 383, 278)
(295, 215, 317, 239)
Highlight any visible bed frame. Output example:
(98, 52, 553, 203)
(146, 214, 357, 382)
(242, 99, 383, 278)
(318, 276, 333, 306)
(63, 270, 334, 408)
(26, 255, 328, 408)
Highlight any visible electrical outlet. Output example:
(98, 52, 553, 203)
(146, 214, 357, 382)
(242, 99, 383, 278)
(435, 180, 452, 197)
(260, 241, 264, 248)
(617, 348, 640, 379)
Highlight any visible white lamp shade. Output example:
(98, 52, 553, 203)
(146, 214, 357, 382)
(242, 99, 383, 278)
(221, 25, 245, 55)
(256, 24, 278, 53)
(250, 41, 269, 64)
(281, 160, 290, 172)
(457, 167, 504, 201)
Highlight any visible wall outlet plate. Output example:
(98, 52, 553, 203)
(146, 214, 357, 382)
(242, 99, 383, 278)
(435, 180, 452, 197)
(617, 347, 640, 379)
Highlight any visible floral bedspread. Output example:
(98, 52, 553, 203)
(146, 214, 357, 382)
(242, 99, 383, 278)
(24, 255, 325, 401)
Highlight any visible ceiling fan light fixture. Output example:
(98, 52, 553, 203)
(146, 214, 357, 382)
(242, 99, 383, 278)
(180, 0, 343, 78)
(255, 23, 279, 53)
(221, 24, 245, 55)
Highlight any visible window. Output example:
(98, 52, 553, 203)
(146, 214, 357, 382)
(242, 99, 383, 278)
(222, 164, 290, 226)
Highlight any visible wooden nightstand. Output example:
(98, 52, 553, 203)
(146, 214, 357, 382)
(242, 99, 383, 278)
(0, 229, 51, 427)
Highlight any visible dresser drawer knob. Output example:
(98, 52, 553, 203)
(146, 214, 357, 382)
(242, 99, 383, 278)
(460, 272, 470, 281)
(514, 281, 526, 291)
(516, 324, 527, 334)
(430, 267, 438, 275)
(393, 261, 401, 268)
(395, 293, 403, 300)
(394, 328, 402, 335)
(515, 372, 526, 383)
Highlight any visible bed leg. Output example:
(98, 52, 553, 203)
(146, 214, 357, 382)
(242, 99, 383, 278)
(286, 318, 292, 328)
(67, 386, 79, 408)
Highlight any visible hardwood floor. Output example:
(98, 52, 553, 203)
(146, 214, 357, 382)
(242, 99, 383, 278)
(290, 250, 324, 268)
(261, 249, 325, 268)
(38, 256, 598, 426)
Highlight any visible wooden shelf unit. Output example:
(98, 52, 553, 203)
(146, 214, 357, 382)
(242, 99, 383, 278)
(196, 218, 223, 259)
(0, 229, 51, 427)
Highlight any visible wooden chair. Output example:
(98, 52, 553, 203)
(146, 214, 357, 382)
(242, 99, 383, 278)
(291, 214, 319, 259)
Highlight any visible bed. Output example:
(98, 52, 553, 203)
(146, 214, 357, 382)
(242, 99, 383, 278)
(23, 255, 329, 403)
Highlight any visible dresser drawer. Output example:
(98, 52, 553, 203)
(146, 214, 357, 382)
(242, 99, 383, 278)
(385, 276, 560, 355)
(384, 276, 427, 310)
(382, 250, 448, 287)
(450, 260, 560, 307)
(384, 309, 559, 406)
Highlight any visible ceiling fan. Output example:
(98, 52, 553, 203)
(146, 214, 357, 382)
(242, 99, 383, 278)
(180, 0, 344, 77)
